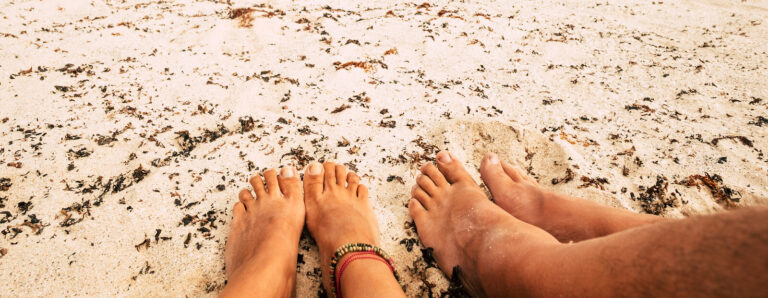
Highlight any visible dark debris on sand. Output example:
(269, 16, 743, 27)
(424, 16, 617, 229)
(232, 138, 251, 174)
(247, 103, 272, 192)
(551, 168, 574, 185)
(632, 176, 680, 215)
(0, 178, 11, 191)
(59, 201, 92, 227)
(281, 146, 314, 168)
(444, 266, 471, 298)
(578, 176, 609, 190)
(680, 173, 741, 208)
(711, 135, 753, 147)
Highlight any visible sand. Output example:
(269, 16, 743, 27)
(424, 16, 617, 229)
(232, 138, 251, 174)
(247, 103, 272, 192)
(1, 0, 767, 296)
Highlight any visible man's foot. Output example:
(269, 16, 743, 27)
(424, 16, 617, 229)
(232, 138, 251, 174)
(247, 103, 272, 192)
(303, 161, 381, 293)
(478, 152, 662, 242)
(221, 167, 305, 297)
(409, 151, 560, 296)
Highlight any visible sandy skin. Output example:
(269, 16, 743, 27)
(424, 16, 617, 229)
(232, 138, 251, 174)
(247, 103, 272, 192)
(409, 151, 768, 297)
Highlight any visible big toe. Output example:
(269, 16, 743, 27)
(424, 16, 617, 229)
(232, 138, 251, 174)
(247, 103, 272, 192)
(480, 153, 515, 193)
(435, 151, 474, 184)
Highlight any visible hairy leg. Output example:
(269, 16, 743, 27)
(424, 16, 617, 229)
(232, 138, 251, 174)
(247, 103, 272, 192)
(412, 151, 768, 297)
(506, 206, 768, 297)
(479, 152, 662, 242)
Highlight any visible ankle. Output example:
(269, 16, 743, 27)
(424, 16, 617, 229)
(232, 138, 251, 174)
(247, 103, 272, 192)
(224, 252, 297, 297)
(473, 229, 563, 296)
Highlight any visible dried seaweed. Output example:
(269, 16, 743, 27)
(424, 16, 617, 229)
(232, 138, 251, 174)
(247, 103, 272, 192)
(633, 176, 679, 215)
(551, 168, 574, 185)
(0, 178, 10, 191)
(67, 147, 93, 159)
(59, 201, 91, 227)
(229, 8, 255, 27)
(135, 238, 151, 251)
(334, 61, 375, 72)
(280, 146, 313, 168)
(748, 116, 768, 127)
(443, 266, 470, 297)
(711, 135, 753, 147)
(624, 104, 655, 113)
(578, 176, 608, 190)
(681, 173, 741, 208)
(331, 104, 350, 113)
(239, 116, 255, 132)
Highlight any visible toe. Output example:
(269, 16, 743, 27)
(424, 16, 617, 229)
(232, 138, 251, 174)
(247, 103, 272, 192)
(303, 162, 324, 198)
(481, 153, 520, 202)
(278, 166, 301, 199)
(346, 172, 360, 192)
(335, 164, 347, 186)
(435, 151, 475, 184)
(500, 160, 523, 182)
(356, 184, 368, 199)
(238, 189, 255, 209)
(323, 161, 337, 187)
(249, 174, 267, 198)
(408, 199, 427, 221)
(233, 202, 246, 217)
(411, 185, 434, 209)
(416, 174, 438, 195)
(480, 152, 516, 186)
(263, 168, 279, 195)
(420, 163, 448, 187)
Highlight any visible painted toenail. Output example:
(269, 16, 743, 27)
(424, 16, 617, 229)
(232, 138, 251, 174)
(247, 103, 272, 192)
(437, 152, 452, 163)
(308, 162, 322, 175)
(280, 166, 294, 178)
(488, 153, 499, 165)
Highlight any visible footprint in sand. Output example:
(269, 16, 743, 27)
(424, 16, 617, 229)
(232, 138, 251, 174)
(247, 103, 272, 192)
(427, 120, 573, 184)
(424, 119, 624, 208)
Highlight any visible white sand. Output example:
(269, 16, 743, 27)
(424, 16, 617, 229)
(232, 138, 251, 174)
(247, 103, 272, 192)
(1, 0, 767, 296)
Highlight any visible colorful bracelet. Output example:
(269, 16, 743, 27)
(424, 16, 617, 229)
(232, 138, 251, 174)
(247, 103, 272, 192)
(329, 243, 400, 297)
(336, 252, 393, 296)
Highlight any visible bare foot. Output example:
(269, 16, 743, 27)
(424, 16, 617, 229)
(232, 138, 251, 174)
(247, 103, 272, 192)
(220, 167, 305, 298)
(479, 152, 662, 242)
(409, 151, 560, 296)
(304, 162, 404, 297)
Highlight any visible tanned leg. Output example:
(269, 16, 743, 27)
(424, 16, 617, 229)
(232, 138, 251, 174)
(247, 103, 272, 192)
(220, 167, 305, 298)
(304, 162, 405, 298)
(479, 152, 663, 242)
(411, 151, 768, 297)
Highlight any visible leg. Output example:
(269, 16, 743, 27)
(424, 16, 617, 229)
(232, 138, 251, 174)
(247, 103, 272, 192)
(304, 162, 405, 297)
(220, 167, 305, 298)
(411, 151, 768, 297)
(478, 152, 662, 242)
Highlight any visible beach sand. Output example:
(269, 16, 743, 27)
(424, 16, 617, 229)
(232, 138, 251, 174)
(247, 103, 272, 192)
(1, 0, 767, 296)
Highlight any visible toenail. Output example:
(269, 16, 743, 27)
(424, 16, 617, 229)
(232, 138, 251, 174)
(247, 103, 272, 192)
(488, 153, 499, 165)
(280, 166, 295, 178)
(308, 162, 322, 175)
(437, 152, 452, 163)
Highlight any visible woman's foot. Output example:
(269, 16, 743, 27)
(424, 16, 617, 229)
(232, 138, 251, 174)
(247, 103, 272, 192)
(409, 151, 561, 296)
(478, 152, 663, 242)
(220, 167, 305, 298)
(303, 162, 381, 292)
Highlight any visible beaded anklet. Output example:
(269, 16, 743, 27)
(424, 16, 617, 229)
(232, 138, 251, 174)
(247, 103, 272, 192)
(336, 252, 393, 296)
(329, 243, 400, 297)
